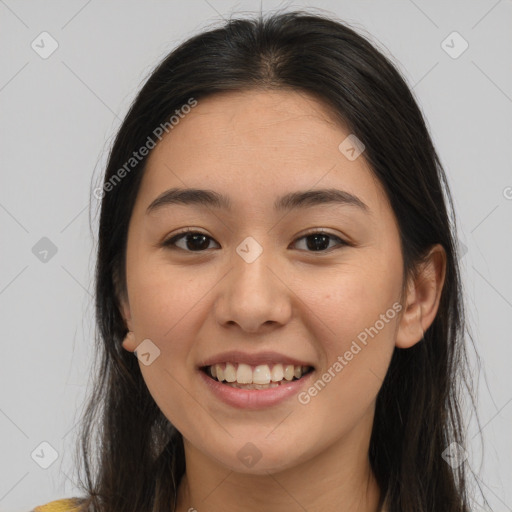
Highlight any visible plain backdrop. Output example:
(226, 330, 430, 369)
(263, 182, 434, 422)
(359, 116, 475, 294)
(1, 1, 511, 511)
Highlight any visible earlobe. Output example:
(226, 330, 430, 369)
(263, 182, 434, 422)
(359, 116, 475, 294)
(122, 331, 137, 352)
(395, 244, 446, 349)
(396, 304, 425, 349)
(118, 296, 137, 352)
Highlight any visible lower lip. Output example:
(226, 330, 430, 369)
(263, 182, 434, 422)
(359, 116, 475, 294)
(199, 369, 315, 410)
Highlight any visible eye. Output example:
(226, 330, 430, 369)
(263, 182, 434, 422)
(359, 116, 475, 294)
(162, 228, 348, 253)
(162, 229, 220, 252)
(291, 230, 348, 253)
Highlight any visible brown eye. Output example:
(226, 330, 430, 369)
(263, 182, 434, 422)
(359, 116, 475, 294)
(292, 232, 347, 252)
(163, 231, 220, 252)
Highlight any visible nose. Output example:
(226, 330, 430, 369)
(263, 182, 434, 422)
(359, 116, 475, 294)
(213, 245, 293, 334)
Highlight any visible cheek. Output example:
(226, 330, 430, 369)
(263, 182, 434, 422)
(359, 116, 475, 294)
(129, 263, 211, 432)
(293, 256, 400, 414)
(294, 284, 397, 443)
(126, 262, 209, 416)
(302, 257, 401, 353)
(128, 260, 211, 342)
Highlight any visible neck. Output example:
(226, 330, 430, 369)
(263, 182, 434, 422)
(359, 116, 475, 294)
(175, 415, 382, 512)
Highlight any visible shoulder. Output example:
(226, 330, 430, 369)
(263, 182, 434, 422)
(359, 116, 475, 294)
(31, 497, 86, 512)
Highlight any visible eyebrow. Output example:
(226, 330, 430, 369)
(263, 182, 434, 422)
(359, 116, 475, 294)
(146, 187, 370, 214)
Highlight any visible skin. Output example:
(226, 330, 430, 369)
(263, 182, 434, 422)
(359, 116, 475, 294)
(119, 89, 446, 512)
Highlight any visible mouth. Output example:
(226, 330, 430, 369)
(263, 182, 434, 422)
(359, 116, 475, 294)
(200, 362, 314, 390)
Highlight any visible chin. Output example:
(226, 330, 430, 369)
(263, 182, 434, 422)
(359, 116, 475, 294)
(201, 436, 309, 476)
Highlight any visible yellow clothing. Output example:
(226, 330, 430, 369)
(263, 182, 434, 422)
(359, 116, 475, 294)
(32, 494, 389, 511)
(32, 497, 84, 512)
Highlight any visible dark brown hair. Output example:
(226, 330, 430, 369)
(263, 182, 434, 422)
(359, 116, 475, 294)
(74, 9, 485, 511)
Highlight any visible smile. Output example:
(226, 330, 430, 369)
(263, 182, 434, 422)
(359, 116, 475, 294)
(202, 362, 314, 389)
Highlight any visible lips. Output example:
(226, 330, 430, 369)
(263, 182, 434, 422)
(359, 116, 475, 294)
(198, 364, 315, 409)
(196, 350, 314, 402)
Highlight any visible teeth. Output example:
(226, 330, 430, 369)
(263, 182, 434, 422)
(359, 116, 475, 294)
(225, 382, 280, 389)
(236, 363, 253, 384)
(224, 362, 237, 382)
(209, 362, 310, 385)
(253, 365, 271, 384)
(270, 364, 284, 382)
(284, 364, 295, 381)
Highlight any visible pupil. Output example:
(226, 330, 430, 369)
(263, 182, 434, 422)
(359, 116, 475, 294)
(187, 234, 209, 251)
(306, 234, 329, 251)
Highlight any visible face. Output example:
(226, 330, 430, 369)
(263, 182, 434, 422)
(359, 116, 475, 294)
(120, 89, 406, 475)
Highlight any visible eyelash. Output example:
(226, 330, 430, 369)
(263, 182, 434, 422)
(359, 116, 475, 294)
(161, 228, 349, 254)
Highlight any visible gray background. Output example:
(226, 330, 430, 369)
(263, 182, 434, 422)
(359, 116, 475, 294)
(1, 1, 511, 511)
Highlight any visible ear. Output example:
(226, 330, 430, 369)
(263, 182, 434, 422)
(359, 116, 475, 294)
(396, 244, 447, 349)
(119, 296, 137, 353)
(122, 330, 137, 353)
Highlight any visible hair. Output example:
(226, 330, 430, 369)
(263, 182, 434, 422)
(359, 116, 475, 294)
(73, 9, 484, 512)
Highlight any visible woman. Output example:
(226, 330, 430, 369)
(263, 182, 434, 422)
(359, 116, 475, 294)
(33, 9, 480, 512)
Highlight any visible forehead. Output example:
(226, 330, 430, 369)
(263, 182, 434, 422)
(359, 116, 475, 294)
(159, 89, 348, 155)
(135, 89, 391, 220)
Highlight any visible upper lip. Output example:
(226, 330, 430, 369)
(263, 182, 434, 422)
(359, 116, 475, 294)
(199, 350, 315, 368)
